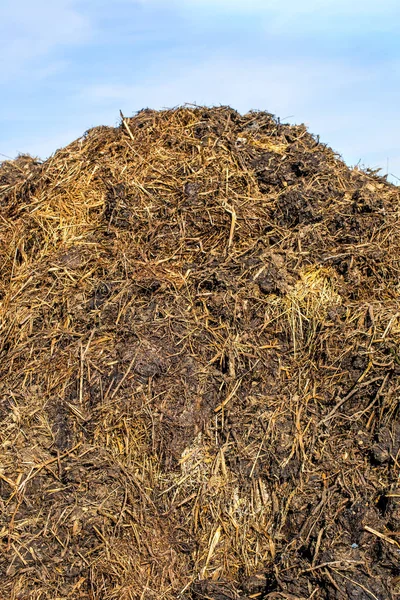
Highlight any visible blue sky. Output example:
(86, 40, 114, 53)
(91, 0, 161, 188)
(1, 0, 400, 181)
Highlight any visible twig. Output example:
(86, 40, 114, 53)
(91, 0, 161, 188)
(120, 110, 135, 142)
(214, 379, 242, 412)
(318, 377, 383, 425)
(364, 525, 399, 547)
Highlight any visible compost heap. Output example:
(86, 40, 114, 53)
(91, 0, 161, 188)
(0, 107, 400, 600)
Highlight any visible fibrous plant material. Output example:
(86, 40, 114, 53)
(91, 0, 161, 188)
(0, 106, 399, 600)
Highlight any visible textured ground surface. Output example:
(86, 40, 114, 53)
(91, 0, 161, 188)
(0, 107, 400, 599)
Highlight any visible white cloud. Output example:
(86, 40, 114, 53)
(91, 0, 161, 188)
(140, 0, 398, 16)
(2, 128, 81, 160)
(81, 55, 371, 117)
(0, 1, 90, 81)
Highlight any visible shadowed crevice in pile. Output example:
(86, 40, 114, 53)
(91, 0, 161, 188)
(0, 106, 399, 599)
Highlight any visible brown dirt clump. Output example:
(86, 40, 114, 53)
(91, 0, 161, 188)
(0, 106, 400, 600)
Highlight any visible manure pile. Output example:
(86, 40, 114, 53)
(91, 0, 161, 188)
(1, 107, 400, 600)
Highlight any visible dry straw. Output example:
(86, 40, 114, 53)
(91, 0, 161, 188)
(0, 107, 400, 599)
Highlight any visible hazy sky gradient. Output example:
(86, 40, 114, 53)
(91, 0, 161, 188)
(1, 0, 399, 181)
